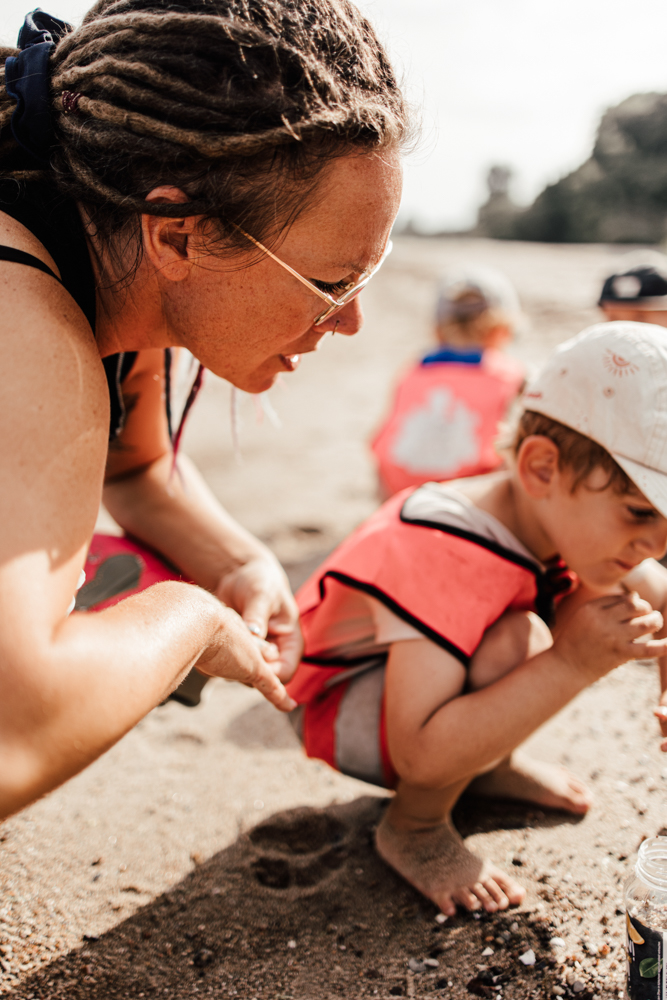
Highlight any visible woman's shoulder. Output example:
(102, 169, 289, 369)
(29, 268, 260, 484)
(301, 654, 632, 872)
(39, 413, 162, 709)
(0, 213, 108, 428)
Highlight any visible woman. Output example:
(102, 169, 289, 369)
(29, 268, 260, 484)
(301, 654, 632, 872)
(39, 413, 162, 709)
(0, 0, 405, 818)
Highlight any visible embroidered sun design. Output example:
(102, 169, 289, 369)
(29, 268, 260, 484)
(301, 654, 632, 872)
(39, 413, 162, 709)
(603, 349, 639, 377)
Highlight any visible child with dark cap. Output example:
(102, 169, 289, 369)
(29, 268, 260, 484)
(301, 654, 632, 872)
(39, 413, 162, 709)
(599, 252, 667, 327)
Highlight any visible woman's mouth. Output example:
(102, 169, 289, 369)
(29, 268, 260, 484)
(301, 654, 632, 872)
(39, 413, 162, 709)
(279, 354, 300, 372)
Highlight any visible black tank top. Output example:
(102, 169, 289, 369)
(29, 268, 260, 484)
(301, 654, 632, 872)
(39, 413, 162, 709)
(0, 177, 136, 440)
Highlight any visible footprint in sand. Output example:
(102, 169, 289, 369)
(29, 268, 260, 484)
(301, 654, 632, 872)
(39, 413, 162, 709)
(249, 811, 350, 890)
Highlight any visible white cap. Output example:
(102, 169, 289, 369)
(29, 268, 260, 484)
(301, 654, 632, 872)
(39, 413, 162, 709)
(522, 321, 667, 516)
(436, 265, 521, 325)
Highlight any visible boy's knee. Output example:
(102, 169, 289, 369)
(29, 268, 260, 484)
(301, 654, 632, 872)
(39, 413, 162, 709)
(469, 610, 552, 691)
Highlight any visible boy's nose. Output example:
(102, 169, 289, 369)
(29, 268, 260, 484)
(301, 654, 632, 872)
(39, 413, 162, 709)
(637, 523, 667, 560)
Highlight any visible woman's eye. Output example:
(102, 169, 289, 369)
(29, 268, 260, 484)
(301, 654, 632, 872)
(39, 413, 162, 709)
(312, 279, 349, 295)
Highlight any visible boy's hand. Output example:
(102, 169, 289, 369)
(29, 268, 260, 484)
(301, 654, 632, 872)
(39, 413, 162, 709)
(654, 698, 667, 751)
(555, 591, 667, 682)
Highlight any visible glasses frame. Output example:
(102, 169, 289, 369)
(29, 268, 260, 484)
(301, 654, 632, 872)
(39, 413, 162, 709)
(238, 228, 393, 326)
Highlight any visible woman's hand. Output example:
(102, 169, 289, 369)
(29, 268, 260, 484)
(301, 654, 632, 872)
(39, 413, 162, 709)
(216, 555, 302, 682)
(195, 598, 296, 712)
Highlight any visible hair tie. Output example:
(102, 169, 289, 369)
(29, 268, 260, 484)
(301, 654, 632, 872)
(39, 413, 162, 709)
(61, 90, 81, 114)
(4, 9, 73, 165)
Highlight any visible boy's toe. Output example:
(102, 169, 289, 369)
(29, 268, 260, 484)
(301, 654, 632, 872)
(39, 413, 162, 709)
(454, 887, 482, 911)
(436, 895, 456, 917)
(481, 876, 510, 910)
(493, 872, 525, 906)
(471, 882, 499, 912)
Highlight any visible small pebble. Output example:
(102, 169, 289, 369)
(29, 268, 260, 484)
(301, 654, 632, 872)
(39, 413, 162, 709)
(423, 958, 439, 968)
(408, 958, 425, 973)
(566, 971, 576, 986)
(287, 940, 296, 949)
(509, 922, 519, 932)
(519, 949, 536, 966)
(434, 913, 448, 925)
(552, 989, 565, 997)
(482, 947, 494, 957)
(550, 937, 566, 949)
(572, 982, 585, 994)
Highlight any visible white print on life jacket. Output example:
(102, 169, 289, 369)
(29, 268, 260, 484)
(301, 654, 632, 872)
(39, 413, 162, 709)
(390, 386, 481, 476)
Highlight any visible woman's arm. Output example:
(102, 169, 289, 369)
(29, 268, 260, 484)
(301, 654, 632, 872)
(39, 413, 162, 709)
(0, 276, 292, 820)
(103, 349, 301, 678)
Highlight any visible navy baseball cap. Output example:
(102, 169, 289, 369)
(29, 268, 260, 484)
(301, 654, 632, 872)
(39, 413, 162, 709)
(599, 258, 667, 309)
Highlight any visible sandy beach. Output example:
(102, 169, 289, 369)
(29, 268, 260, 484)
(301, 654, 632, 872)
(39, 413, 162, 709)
(1, 236, 662, 1000)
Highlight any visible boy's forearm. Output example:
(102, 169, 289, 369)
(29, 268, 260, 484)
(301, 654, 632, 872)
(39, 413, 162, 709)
(395, 647, 591, 789)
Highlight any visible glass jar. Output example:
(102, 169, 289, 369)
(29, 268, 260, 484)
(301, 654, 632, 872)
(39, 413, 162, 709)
(625, 837, 667, 999)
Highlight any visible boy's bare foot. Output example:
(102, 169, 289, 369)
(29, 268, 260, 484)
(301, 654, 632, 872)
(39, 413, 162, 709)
(375, 810, 525, 916)
(467, 751, 591, 815)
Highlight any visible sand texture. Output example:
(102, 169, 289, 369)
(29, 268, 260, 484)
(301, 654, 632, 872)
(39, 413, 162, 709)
(0, 236, 661, 1000)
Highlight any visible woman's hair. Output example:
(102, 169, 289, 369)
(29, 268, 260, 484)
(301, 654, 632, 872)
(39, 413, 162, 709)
(513, 410, 633, 494)
(0, 0, 408, 264)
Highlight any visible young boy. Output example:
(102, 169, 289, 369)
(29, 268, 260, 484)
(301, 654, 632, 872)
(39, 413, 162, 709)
(371, 266, 525, 498)
(599, 253, 667, 328)
(288, 321, 667, 916)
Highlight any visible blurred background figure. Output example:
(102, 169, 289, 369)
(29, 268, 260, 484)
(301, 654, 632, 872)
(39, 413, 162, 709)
(370, 267, 524, 498)
(598, 252, 667, 328)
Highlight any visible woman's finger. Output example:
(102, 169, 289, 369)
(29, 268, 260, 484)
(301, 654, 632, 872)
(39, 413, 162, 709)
(251, 661, 296, 712)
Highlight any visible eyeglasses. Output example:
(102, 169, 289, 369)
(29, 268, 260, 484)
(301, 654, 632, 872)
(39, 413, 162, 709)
(238, 228, 393, 326)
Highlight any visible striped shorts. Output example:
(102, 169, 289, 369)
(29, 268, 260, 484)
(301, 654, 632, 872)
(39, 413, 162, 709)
(289, 656, 397, 789)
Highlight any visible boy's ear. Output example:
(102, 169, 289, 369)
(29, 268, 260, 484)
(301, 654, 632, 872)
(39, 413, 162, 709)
(516, 435, 561, 498)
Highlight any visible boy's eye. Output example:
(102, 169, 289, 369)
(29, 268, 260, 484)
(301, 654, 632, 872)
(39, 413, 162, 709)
(627, 505, 658, 521)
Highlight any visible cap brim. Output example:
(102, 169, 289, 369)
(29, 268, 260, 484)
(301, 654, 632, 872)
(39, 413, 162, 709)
(611, 453, 667, 518)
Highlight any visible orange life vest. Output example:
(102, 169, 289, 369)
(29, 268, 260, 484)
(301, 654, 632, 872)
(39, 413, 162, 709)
(287, 484, 571, 787)
(371, 348, 525, 497)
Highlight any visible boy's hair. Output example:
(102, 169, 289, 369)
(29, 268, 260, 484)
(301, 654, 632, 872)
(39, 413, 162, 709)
(435, 266, 519, 347)
(436, 302, 511, 347)
(513, 410, 634, 494)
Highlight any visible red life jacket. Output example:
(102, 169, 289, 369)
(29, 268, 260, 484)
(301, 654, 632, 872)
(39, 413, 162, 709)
(287, 484, 572, 787)
(371, 349, 525, 497)
(75, 533, 183, 612)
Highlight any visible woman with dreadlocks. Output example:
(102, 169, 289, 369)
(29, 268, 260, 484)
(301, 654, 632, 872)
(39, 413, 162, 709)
(0, 0, 405, 817)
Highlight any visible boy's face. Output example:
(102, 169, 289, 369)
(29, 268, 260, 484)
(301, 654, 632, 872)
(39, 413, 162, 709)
(600, 304, 667, 328)
(542, 467, 667, 589)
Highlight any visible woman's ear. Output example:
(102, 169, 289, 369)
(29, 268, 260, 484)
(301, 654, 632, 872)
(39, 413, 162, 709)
(516, 435, 561, 499)
(141, 187, 202, 282)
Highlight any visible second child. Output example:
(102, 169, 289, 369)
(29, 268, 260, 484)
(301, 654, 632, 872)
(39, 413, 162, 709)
(371, 266, 525, 497)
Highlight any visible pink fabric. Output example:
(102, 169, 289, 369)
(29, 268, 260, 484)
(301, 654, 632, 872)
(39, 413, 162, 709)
(82, 534, 184, 612)
(371, 349, 525, 497)
(287, 488, 539, 707)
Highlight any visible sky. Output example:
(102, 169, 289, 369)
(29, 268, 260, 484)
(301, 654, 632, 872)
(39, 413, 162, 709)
(4, 0, 667, 231)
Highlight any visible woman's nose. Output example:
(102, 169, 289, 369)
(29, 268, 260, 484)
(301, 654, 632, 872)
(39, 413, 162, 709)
(318, 297, 364, 336)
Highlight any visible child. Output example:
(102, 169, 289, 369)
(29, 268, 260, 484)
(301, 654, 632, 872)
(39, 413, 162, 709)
(288, 321, 667, 916)
(599, 253, 667, 328)
(371, 266, 525, 498)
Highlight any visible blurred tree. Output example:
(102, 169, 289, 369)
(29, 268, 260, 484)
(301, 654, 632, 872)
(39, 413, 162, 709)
(477, 94, 667, 243)
(475, 165, 521, 239)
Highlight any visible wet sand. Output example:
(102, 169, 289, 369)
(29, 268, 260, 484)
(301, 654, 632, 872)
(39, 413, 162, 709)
(0, 236, 660, 1000)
